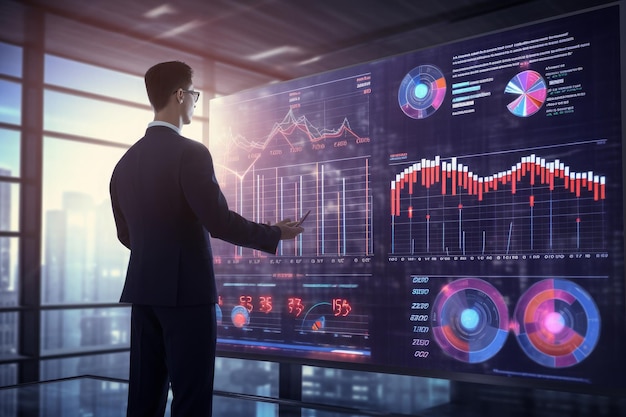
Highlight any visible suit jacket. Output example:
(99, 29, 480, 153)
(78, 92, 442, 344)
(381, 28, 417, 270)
(110, 125, 281, 306)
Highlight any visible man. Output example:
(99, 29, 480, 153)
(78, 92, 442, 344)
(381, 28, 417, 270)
(110, 61, 303, 417)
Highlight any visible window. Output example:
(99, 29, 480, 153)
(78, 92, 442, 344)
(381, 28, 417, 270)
(0, 80, 21, 125)
(42, 137, 128, 305)
(0, 129, 20, 178)
(0, 42, 22, 77)
(0, 238, 18, 305)
(0, 42, 21, 381)
(41, 307, 130, 354)
(45, 55, 145, 103)
(39, 54, 209, 385)
(41, 352, 129, 381)
(302, 366, 449, 415)
(43, 90, 152, 145)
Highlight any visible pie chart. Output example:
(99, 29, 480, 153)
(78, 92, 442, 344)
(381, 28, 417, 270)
(504, 70, 547, 117)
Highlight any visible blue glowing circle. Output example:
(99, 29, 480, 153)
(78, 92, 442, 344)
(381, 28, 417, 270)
(460, 308, 480, 330)
(414, 83, 429, 99)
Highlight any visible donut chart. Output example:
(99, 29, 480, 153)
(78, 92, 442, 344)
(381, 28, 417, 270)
(231, 305, 250, 328)
(431, 278, 509, 363)
(513, 279, 600, 368)
(504, 70, 547, 117)
(398, 64, 447, 119)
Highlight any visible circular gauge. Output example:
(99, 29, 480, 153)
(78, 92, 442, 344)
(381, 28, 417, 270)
(300, 302, 332, 332)
(231, 305, 250, 328)
(431, 278, 509, 363)
(513, 279, 600, 368)
(398, 64, 447, 119)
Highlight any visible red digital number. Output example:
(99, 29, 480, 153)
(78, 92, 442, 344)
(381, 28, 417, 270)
(288, 297, 304, 317)
(259, 296, 273, 313)
(332, 298, 352, 317)
(239, 295, 253, 312)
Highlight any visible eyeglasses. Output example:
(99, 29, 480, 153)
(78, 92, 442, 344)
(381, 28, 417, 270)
(181, 89, 200, 103)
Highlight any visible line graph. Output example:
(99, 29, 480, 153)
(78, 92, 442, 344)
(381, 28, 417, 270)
(390, 147, 608, 256)
(226, 108, 367, 177)
(210, 72, 374, 259)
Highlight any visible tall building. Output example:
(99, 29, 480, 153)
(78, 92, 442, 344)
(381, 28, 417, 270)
(41, 191, 130, 415)
(0, 167, 11, 292)
(0, 167, 18, 392)
(0, 166, 18, 417)
(301, 367, 449, 415)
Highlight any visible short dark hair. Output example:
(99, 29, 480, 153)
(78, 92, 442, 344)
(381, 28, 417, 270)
(144, 61, 193, 111)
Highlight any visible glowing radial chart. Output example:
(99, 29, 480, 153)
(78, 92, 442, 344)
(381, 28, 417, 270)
(431, 278, 509, 363)
(504, 70, 547, 117)
(398, 64, 447, 119)
(231, 305, 250, 328)
(513, 279, 600, 368)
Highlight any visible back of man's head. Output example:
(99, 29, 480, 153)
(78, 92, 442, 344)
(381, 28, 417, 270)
(144, 61, 193, 112)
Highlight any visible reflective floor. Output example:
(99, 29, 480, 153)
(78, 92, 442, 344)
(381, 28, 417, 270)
(1, 376, 625, 417)
(0, 376, 391, 417)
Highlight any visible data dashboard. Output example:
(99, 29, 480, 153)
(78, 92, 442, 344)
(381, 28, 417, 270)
(208, 5, 625, 392)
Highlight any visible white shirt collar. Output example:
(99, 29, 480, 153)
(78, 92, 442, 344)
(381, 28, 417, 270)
(148, 120, 180, 134)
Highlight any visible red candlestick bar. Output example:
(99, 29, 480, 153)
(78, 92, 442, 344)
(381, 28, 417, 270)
(390, 155, 606, 217)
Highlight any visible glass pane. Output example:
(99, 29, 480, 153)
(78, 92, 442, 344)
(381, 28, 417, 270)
(167, 390, 280, 417)
(43, 90, 152, 144)
(302, 411, 371, 417)
(0, 363, 17, 388)
(0, 237, 19, 303)
(42, 137, 129, 304)
(43, 91, 206, 145)
(0, 42, 22, 77)
(39, 378, 128, 416)
(214, 357, 278, 398)
(41, 354, 130, 382)
(0, 183, 19, 232)
(302, 366, 449, 415)
(45, 55, 145, 104)
(0, 313, 18, 360)
(41, 307, 130, 354)
(213, 395, 277, 417)
(0, 389, 17, 415)
(0, 80, 21, 125)
(0, 129, 20, 178)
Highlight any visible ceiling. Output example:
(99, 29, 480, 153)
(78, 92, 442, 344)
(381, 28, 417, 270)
(2, 0, 619, 95)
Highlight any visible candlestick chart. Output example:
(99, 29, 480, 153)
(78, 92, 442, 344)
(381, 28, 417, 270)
(390, 146, 607, 256)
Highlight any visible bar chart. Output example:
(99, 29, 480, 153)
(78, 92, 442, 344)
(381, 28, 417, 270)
(210, 71, 374, 260)
(389, 146, 607, 256)
(212, 156, 373, 259)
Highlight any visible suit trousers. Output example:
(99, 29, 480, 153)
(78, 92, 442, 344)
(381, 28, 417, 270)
(127, 303, 217, 417)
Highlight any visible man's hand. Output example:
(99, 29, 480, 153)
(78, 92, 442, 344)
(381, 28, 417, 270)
(272, 218, 304, 240)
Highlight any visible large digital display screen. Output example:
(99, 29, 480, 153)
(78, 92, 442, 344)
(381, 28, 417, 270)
(208, 5, 625, 392)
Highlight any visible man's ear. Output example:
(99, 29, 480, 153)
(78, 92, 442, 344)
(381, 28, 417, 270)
(174, 88, 183, 104)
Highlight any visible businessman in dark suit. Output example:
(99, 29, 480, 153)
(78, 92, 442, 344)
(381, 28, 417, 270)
(110, 61, 303, 417)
